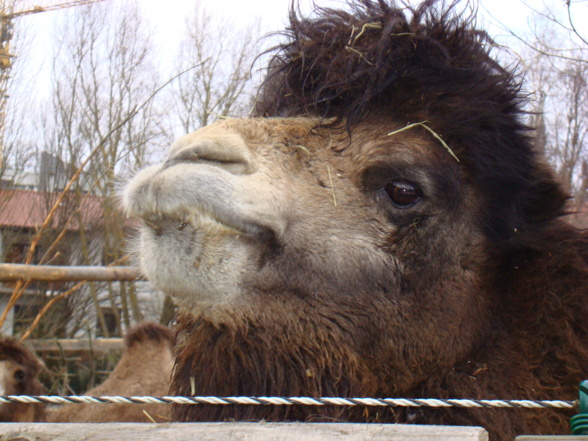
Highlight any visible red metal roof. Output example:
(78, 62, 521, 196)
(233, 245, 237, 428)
(0, 190, 104, 230)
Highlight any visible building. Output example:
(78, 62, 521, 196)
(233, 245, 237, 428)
(0, 153, 165, 338)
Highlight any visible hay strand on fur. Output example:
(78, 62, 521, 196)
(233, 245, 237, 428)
(387, 122, 460, 163)
(327, 165, 338, 207)
(293, 144, 311, 154)
(348, 22, 382, 46)
(344, 46, 374, 65)
(142, 410, 157, 423)
(190, 377, 196, 396)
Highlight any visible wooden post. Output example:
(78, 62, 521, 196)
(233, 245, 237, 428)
(0, 422, 488, 441)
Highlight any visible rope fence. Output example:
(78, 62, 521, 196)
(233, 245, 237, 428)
(0, 395, 576, 409)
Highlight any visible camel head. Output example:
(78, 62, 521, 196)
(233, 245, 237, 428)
(0, 338, 46, 422)
(124, 113, 498, 391)
(122, 2, 585, 439)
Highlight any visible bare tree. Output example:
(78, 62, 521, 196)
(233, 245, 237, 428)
(36, 0, 164, 337)
(0, 0, 37, 188)
(0, 1, 58, 339)
(550, 61, 588, 192)
(508, 2, 588, 226)
(496, 0, 588, 65)
(169, 2, 261, 138)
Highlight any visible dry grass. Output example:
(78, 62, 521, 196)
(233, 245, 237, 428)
(326, 165, 338, 207)
(348, 22, 382, 47)
(387, 121, 460, 163)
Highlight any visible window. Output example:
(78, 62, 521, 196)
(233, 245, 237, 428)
(96, 308, 120, 337)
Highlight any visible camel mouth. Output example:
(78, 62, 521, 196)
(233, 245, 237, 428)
(140, 210, 275, 243)
(124, 161, 281, 246)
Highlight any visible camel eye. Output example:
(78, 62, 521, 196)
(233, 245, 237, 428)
(384, 181, 421, 208)
(14, 369, 25, 382)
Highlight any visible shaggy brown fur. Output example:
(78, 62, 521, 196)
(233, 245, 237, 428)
(122, 2, 588, 440)
(0, 337, 46, 422)
(49, 322, 173, 423)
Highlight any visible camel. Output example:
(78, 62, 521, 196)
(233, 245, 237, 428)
(122, 1, 588, 440)
(0, 337, 46, 422)
(49, 322, 173, 423)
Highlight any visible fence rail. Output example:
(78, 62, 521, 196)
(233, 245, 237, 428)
(0, 423, 489, 441)
(0, 263, 143, 282)
(26, 338, 124, 352)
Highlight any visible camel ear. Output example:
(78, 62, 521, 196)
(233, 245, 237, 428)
(22, 350, 43, 377)
(481, 161, 569, 249)
(28, 359, 41, 377)
(520, 164, 569, 225)
(510, 163, 570, 248)
(124, 322, 173, 349)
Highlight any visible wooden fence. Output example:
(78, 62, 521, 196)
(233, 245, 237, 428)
(26, 337, 124, 353)
(0, 263, 142, 282)
(0, 423, 489, 441)
(0, 263, 146, 340)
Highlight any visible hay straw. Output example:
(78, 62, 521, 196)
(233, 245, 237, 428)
(326, 165, 338, 207)
(344, 46, 374, 65)
(293, 144, 311, 154)
(142, 410, 157, 424)
(387, 122, 460, 163)
(349, 22, 382, 46)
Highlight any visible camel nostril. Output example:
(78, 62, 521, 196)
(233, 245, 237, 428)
(167, 133, 255, 175)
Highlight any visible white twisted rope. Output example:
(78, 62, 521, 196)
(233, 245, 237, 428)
(0, 395, 576, 409)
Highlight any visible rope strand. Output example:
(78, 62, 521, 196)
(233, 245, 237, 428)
(0, 395, 576, 409)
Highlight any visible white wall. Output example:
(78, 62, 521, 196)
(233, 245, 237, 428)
(0, 295, 15, 336)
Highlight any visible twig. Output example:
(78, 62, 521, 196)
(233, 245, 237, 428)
(19, 281, 86, 341)
(566, 1, 588, 48)
(479, 3, 588, 65)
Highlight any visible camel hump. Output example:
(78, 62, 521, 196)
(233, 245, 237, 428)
(123, 322, 173, 349)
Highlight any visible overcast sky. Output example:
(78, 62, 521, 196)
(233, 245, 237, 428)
(128, 0, 549, 55)
(8, 0, 588, 109)
(125, 0, 588, 47)
(15, 0, 586, 60)
(16, 0, 584, 59)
